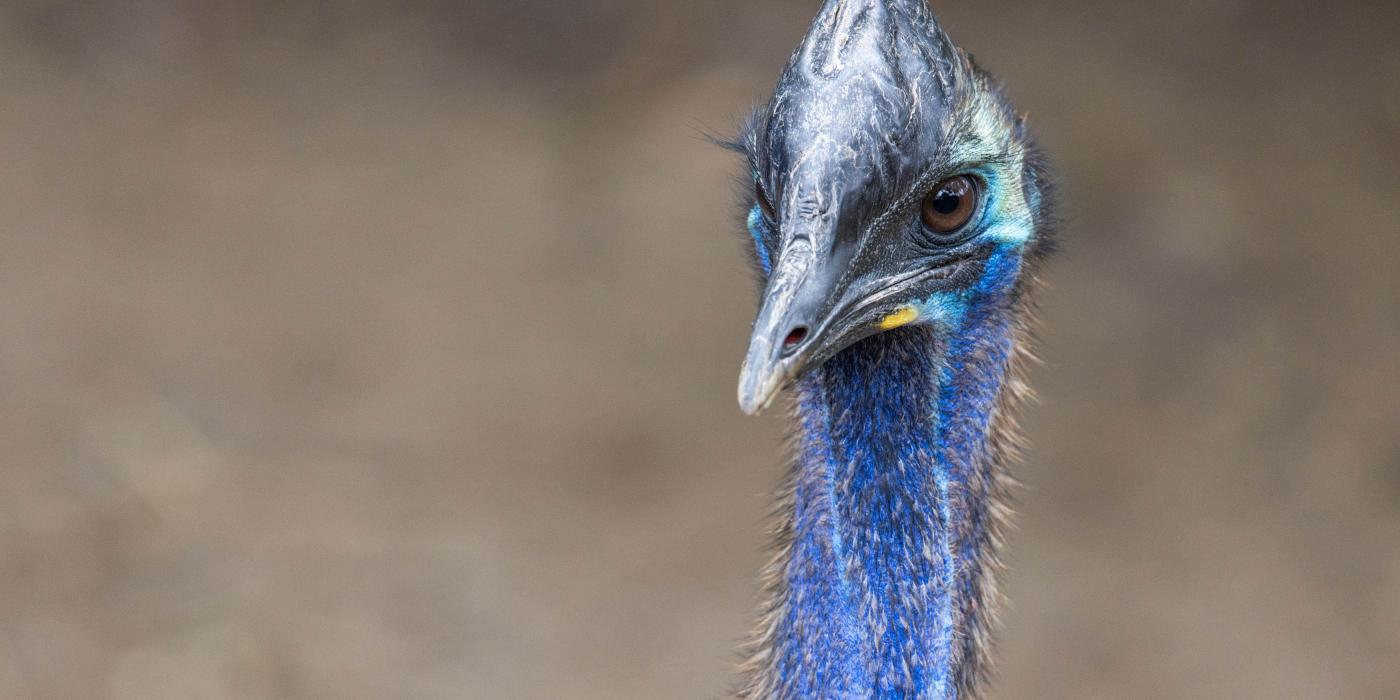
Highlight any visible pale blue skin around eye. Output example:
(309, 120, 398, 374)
(746, 205, 774, 276)
(910, 170, 1030, 330)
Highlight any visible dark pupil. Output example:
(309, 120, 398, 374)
(932, 191, 961, 215)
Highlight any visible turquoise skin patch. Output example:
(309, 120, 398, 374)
(747, 205, 773, 275)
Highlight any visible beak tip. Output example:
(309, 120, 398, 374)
(737, 363, 783, 416)
(738, 391, 773, 416)
(737, 381, 761, 417)
(737, 392, 770, 417)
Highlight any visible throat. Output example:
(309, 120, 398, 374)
(756, 320, 1018, 699)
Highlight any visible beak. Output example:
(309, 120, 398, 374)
(737, 235, 838, 415)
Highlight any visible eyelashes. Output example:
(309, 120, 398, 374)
(754, 180, 777, 222)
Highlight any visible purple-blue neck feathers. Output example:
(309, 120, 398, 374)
(742, 249, 1027, 700)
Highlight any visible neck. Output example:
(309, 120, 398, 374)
(740, 284, 1030, 699)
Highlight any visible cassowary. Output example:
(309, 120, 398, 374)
(724, 1, 1054, 697)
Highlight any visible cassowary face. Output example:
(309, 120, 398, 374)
(736, 0, 1049, 414)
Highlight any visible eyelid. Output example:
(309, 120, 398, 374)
(859, 161, 985, 235)
(909, 176, 990, 253)
(923, 170, 990, 220)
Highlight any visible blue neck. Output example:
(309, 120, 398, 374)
(766, 270, 1018, 699)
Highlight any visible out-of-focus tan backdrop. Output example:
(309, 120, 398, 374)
(2, 1, 1398, 698)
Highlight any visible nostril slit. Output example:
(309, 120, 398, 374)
(783, 326, 809, 350)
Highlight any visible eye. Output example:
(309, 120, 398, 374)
(755, 180, 777, 221)
(920, 175, 979, 235)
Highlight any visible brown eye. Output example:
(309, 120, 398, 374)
(920, 175, 978, 235)
(755, 181, 777, 221)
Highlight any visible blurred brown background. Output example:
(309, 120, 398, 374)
(2, 1, 1398, 698)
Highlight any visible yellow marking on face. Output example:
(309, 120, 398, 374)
(879, 307, 919, 331)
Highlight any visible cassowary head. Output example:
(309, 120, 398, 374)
(734, 0, 1053, 414)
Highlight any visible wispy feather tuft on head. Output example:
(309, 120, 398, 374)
(724, 0, 1054, 697)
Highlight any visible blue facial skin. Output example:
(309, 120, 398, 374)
(749, 198, 1027, 697)
(747, 205, 775, 276)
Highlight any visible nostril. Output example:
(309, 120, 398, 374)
(782, 326, 809, 351)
